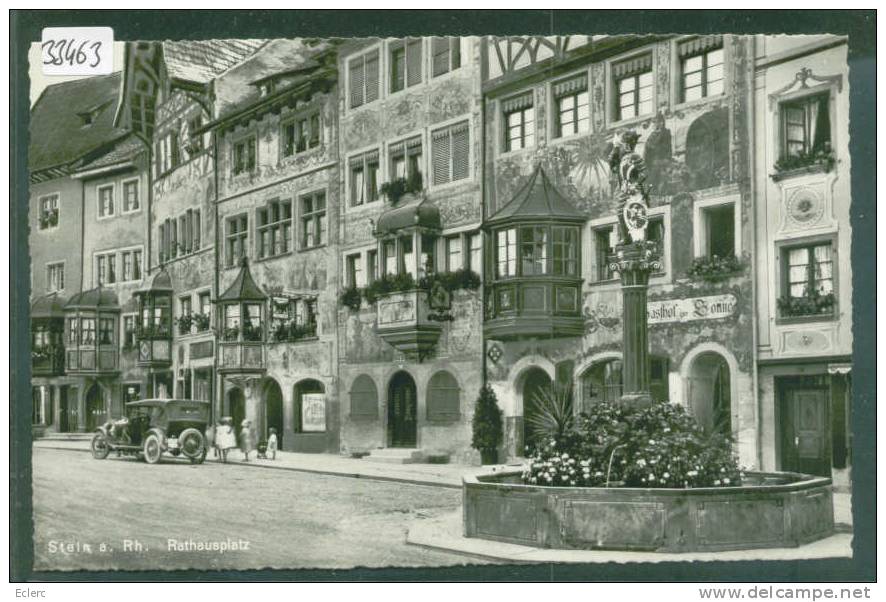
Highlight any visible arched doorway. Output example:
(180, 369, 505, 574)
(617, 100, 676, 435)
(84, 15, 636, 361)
(227, 387, 246, 431)
(388, 372, 417, 448)
(263, 379, 284, 447)
(521, 367, 552, 453)
(85, 384, 106, 431)
(294, 379, 326, 436)
(688, 352, 732, 436)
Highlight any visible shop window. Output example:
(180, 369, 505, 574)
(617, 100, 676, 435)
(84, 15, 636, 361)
(349, 150, 380, 206)
(390, 38, 422, 93)
(780, 92, 831, 159)
(47, 262, 64, 292)
(431, 122, 469, 185)
(593, 225, 616, 282)
(553, 75, 589, 138)
(98, 185, 114, 218)
(349, 374, 378, 419)
(38, 194, 59, 230)
(679, 36, 724, 102)
(300, 191, 327, 249)
(258, 199, 292, 258)
(225, 214, 248, 267)
(426, 371, 460, 421)
(779, 241, 835, 319)
(613, 53, 653, 121)
(232, 136, 256, 175)
(432, 37, 461, 77)
(348, 49, 380, 109)
(502, 93, 535, 151)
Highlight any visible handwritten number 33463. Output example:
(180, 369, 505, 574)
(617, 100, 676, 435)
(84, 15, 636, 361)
(42, 39, 102, 67)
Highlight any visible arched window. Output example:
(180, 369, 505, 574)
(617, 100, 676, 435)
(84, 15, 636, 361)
(294, 379, 325, 433)
(426, 371, 460, 422)
(349, 374, 378, 420)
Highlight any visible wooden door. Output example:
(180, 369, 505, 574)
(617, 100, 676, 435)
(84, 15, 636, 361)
(388, 373, 417, 448)
(781, 388, 830, 477)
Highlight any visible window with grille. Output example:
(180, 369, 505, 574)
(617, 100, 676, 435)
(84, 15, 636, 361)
(426, 371, 460, 421)
(431, 121, 469, 185)
(282, 113, 321, 157)
(594, 226, 616, 282)
(390, 38, 422, 93)
(502, 93, 535, 151)
(680, 36, 724, 102)
(232, 136, 256, 175)
(389, 136, 423, 184)
(96, 253, 116, 285)
(98, 185, 114, 218)
(47, 262, 64, 292)
(780, 93, 831, 159)
(225, 214, 248, 267)
(613, 54, 653, 121)
(432, 37, 461, 77)
(300, 191, 327, 249)
(122, 180, 140, 212)
(257, 199, 292, 258)
(38, 194, 59, 230)
(553, 75, 589, 138)
(349, 150, 380, 206)
(496, 228, 517, 278)
(348, 49, 380, 108)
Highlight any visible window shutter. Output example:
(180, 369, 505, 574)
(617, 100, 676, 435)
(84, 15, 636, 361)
(612, 53, 653, 79)
(502, 92, 533, 114)
(427, 371, 460, 421)
(432, 129, 451, 185)
(553, 74, 588, 99)
(451, 124, 469, 181)
(451, 38, 461, 70)
(364, 51, 379, 103)
(406, 39, 422, 86)
(432, 37, 449, 76)
(193, 209, 201, 249)
(349, 58, 364, 108)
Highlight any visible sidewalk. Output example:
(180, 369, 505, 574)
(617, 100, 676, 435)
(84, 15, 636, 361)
(406, 510, 853, 564)
(32, 438, 515, 489)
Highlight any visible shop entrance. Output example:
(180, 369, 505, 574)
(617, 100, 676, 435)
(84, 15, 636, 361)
(388, 372, 417, 448)
(779, 377, 831, 477)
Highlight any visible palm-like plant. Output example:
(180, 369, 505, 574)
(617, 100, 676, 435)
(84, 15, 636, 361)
(525, 381, 575, 445)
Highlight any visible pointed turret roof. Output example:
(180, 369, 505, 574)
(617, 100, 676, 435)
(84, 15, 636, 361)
(486, 165, 586, 226)
(218, 258, 267, 302)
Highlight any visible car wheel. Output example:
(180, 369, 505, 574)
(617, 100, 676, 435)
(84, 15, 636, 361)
(143, 434, 162, 464)
(179, 428, 205, 463)
(91, 433, 110, 460)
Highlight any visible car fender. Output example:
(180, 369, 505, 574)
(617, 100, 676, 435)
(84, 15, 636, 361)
(145, 427, 168, 449)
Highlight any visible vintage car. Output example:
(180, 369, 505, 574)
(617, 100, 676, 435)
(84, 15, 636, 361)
(90, 398, 210, 464)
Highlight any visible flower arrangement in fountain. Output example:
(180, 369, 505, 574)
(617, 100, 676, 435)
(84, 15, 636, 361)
(522, 394, 742, 489)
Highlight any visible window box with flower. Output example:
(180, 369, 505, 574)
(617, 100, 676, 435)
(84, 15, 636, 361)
(771, 146, 836, 182)
(777, 289, 835, 319)
(685, 254, 745, 283)
(270, 320, 318, 343)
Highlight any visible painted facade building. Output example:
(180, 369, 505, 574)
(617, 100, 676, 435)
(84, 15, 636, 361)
(335, 37, 485, 462)
(481, 35, 758, 465)
(209, 39, 342, 452)
(29, 72, 149, 435)
(751, 35, 852, 483)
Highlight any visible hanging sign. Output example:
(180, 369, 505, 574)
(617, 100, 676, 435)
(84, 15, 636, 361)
(647, 294, 738, 324)
(301, 393, 326, 432)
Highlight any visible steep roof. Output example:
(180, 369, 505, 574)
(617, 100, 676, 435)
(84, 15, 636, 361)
(65, 287, 121, 311)
(29, 72, 129, 173)
(74, 135, 144, 173)
(218, 259, 267, 302)
(486, 165, 586, 226)
(163, 39, 267, 84)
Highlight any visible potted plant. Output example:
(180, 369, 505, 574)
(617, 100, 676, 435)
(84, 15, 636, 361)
(379, 171, 423, 206)
(193, 312, 211, 332)
(176, 314, 194, 335)
(471, 385, 504, 465)
(339, 285, 362, 311)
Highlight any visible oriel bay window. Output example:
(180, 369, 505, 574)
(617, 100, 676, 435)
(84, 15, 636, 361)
(484, 166, 586, 340)
(64, 287, 121, 374)
(217, 259, 268, 373)
(613, 53, 653, 121)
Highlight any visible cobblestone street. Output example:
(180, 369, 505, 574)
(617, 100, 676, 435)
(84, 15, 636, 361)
(32, 448, 482, 571)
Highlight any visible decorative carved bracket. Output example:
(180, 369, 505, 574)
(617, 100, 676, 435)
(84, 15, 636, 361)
(768, 67, 843, 111)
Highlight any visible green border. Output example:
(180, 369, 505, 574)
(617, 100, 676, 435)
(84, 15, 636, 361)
(10, 9, 876, 582)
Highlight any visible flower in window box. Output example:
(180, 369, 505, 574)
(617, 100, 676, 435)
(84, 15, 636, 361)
(175, 314, 194, 335)
(777, 289, 835, 318)
(685, 254, 744, 283)
(223, 326, 240, 341)
(192, 313, 211, 332)
(772, 144, 836, 177)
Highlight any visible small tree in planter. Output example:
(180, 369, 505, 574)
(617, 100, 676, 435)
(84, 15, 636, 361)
(471, 385, 504, 465)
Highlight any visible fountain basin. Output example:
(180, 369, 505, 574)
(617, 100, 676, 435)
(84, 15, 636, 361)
(463, 470, 834, 552)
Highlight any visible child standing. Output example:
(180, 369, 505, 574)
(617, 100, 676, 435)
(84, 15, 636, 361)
(267, 428, 278, 460)
(240, 419, 255, 462)
(216, 417, 236, 463)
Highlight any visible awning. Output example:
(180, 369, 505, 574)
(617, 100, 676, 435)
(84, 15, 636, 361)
(375, 195, 441, 235)
(218, 258, 267, 302)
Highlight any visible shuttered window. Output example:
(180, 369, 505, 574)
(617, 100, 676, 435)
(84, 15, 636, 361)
(432, 37, 461, 77)
(553, 74, 589, 138)
(613, 53, 654, 121)
(502, 92, 535, 151)
(350, 374, 379, 419)
(349, 49, 380, 108)
(390, 38, 422, 93)
(431, 121, 470, 186)
(427, 371, 460, 421)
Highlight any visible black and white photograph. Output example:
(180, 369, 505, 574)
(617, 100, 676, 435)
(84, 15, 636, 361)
(9, 9, 877, 586)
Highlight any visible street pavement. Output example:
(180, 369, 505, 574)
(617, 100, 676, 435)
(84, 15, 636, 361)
(31, 447, 486, 571)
